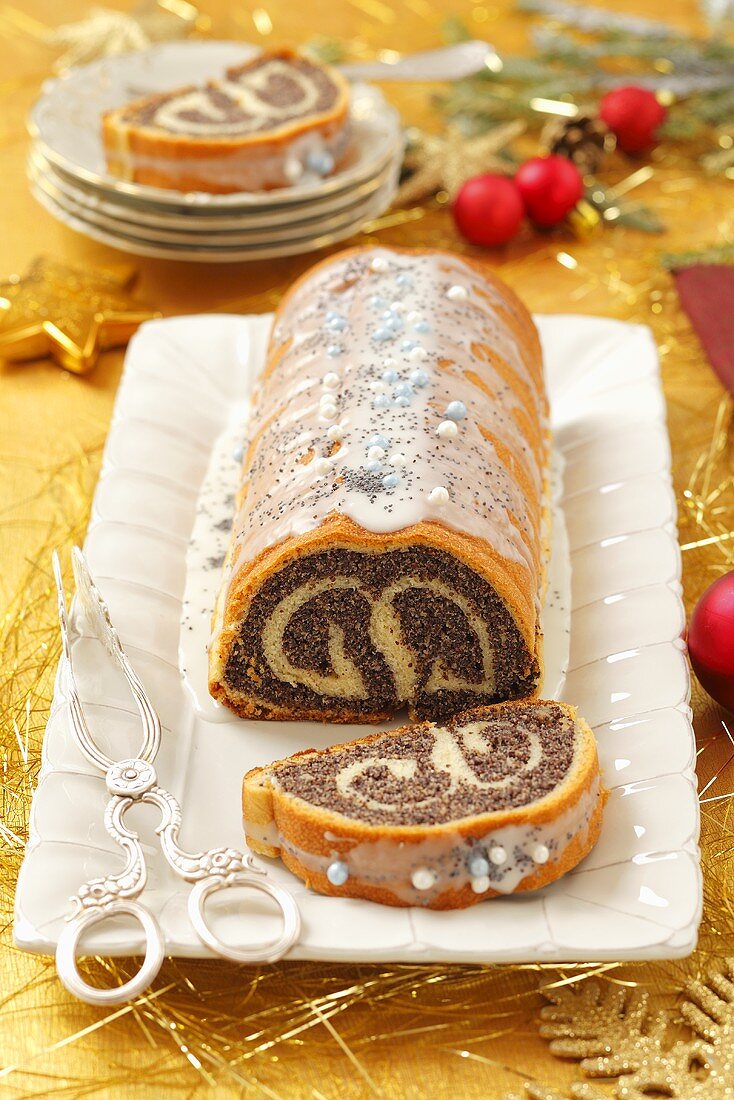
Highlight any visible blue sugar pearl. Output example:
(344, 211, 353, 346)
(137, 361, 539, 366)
(368, 433, 390, 450)
(446, 400, 468, 421)
(394, 395, 410, 408)
(327, 344, 343, 358)
(366, 459, 383, 473)
(400, 339, 417, 352)
(413, 321, 431, 334)
(373, 328, 392, 342)
(381, 310, 403, 331)
(382, 368, 399, 383)
(373, 394, 390, 410)
(368, 295, 386, 309)
(395, 273, 413, 289)
(468, 853, 490, 878)
(307, 150, 335, 175)
(326, 310, 341, 322)
(394, 381, 413, 398)
(326, 860, 349, 886)
(382, 473, 400, 489)
(326, 315, 347, 332)
(410, 368, 429, 388)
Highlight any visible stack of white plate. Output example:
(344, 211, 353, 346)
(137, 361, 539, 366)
(27, 42, 404, 263)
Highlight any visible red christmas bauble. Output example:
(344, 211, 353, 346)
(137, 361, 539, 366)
(452, 175, 524, 247)
(599, 85, 667, 155)
(514, 155, 584, 228)
(688, 572, 734, 712)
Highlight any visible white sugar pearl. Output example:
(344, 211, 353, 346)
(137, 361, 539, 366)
(447, 284, 468, 301)
(389, 452, 407, 467)
(389, 301, 403, 312)
(370, 256, 389, 272)
(471, 875, 490, 894)
(369, 380, 386, 393)
(322, 372, 340, 389)
(314, 457, 332, 475)
(489, 845, 507, 866)
(411, 867, 437, 891)
(382, 356, 397, 368)
(368, 445, 386, 461)
(406, 310, 421, 323)
(327, 424, 344, 441)
(436, 420, 459, 440)
(409, 346, 428, 361)
(428, 486, 450, 507)
(320, 403, 337, 420)
(533, 844, 550, 865)
(320, 392, 336, 407)
(284, 158, 303, 183)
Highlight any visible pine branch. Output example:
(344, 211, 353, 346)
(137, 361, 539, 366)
(533, 26, 734, 71)
(661, 242, 734, 269)
(517, 0, 685, 38)
(586, 181, 666, 233)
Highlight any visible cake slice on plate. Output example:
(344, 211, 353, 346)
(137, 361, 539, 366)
(244, 700, 607, 909)
(102, 50, 350, 193)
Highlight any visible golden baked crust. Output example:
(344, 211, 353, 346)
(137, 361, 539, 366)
(102, 49, 350, 193)
(243, 701, 608, 909)
(209, 245, 550, 723)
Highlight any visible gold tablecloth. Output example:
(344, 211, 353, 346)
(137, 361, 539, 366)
(1, 1, 733, 1097)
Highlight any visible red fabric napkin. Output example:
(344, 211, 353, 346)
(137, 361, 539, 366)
(673, 264, 734, 395)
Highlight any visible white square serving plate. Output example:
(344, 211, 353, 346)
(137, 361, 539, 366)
(14, 312, 699, 964)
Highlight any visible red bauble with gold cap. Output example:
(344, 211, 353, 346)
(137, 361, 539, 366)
(515, 155, 584, 228)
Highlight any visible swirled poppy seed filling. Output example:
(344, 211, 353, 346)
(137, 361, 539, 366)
(223, 547, 539, 720)
(271, 702, 576, 826)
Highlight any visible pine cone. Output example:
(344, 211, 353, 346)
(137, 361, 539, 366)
(542, 109, 615, 175)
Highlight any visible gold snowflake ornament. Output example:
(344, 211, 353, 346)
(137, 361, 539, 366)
(395, 121, 526, 206)
(506, 962, 734, 1099)
(0, 257, 159, 376)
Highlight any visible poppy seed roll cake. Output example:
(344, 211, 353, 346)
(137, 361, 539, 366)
(243, 701, 607, 908)
(102, 50, 350, 193)
(209, 245, 550, 723)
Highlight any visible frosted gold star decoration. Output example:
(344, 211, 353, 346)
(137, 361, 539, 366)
(0, 257, 159, 376)
(395, 121, 526, 207)
(48, 1, 206, 71)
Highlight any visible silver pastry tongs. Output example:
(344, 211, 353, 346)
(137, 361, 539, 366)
(52, 547, 300, 1006)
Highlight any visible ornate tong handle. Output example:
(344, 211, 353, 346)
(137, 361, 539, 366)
(52, 550, 300, 1006)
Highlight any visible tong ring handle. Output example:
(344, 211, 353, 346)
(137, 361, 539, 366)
(56, 901, 165, 1006)
(188, 874, 300, 964)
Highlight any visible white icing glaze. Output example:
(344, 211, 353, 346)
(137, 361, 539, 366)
(245, 818, 280, 849)
(112, 127, 350, 191)
(218, 248, 549, 630)
(273, 775, 602, 904)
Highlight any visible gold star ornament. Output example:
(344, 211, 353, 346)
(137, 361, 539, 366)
(49, 2, 206, 72)
(395, 121, 526, 207)
(0, 257, 160, 375)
